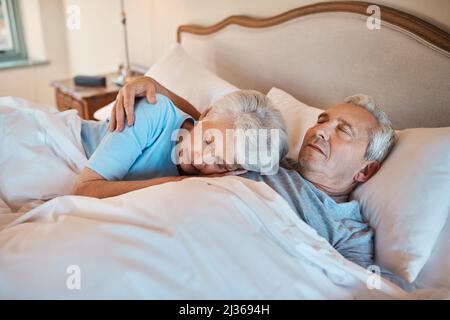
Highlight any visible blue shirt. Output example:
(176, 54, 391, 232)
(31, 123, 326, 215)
(85, 94, 192, 181)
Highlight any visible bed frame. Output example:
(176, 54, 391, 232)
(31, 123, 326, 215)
(177, 1, 450, 129)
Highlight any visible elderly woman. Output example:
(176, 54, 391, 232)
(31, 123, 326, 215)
(72, 89, 288, 198)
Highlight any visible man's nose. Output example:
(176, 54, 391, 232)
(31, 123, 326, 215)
(314, 126, 329, 141)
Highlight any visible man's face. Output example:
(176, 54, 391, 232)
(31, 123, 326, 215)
(298, 103, 379, 188)
(177, 118, 239, 175)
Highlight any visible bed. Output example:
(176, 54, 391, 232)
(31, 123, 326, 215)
(0, 1, 449, 299)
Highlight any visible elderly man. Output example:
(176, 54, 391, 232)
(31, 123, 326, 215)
(109, 76, 396, 269)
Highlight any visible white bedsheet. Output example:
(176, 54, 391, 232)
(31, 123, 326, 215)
(0, 176, 447, 299)
(0, 97, 87, 213)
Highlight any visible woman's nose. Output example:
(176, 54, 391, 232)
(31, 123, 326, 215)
(202, 153, 216, 165)
(192, 151, 202, 164)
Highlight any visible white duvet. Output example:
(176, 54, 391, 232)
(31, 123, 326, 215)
(0, 97, 447, 299)
(2, 176, 444, 300)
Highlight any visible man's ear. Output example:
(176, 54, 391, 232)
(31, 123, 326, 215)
(354, 161, 380, 183)
(199, 107, 211, 120)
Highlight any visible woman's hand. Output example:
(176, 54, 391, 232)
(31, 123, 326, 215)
(109, 76, 158, 132)
(109, 75, 201, 131)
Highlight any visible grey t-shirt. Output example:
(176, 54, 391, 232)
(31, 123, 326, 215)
(242, 159, 374, 269)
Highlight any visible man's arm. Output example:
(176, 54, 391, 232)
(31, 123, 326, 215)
(72, 167, 185, 199)
(109, 76, 200, 132)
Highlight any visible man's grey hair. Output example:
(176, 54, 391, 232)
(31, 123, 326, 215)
(344, 94, 396, 163)
(205, 90, 288, 173)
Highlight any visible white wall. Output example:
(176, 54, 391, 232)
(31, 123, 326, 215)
(0, 0, 70, 105)
(21, 0, 46, 61)
(63, 0, 125, 75)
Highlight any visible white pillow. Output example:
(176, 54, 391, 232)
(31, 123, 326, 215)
(267, 87, 450, 283)
(146, 44, 239, 113)
(94, 44, 239, 120)
(93, 101, 114, 121)
(351, 128, 450, 283)
(267, 87, 322, 160)
(414, 214, 450, 290)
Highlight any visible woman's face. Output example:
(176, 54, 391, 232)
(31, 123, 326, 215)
(176, 118, 239, 175)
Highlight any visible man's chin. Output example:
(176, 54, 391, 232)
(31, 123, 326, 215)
(299, 151, 319, 163)
(298, 155, 323, 172)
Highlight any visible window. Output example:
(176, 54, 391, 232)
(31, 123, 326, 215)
(0, 0, 27, 64)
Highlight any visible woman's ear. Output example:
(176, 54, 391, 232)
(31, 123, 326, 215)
(354, 161, 380, 183)
(199, 107, 212, 120)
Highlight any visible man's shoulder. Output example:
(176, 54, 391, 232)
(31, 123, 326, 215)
(243, 164, 304, 194)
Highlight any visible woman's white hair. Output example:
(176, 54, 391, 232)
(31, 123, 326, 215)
(205, 90, 288, 173)
(344, 94, 396, 163)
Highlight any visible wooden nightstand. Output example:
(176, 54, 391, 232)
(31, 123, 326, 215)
(51, 72, 140, 120)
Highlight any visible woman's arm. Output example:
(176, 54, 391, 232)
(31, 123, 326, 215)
(153, 78, 201, 120)
(72, 167, 186, 199)
(109, 76, 200, 132)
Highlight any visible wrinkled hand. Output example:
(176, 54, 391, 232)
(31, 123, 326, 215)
(109, 76, 158, 132)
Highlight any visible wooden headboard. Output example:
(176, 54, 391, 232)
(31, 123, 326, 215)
(177, 1, 450, 129)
